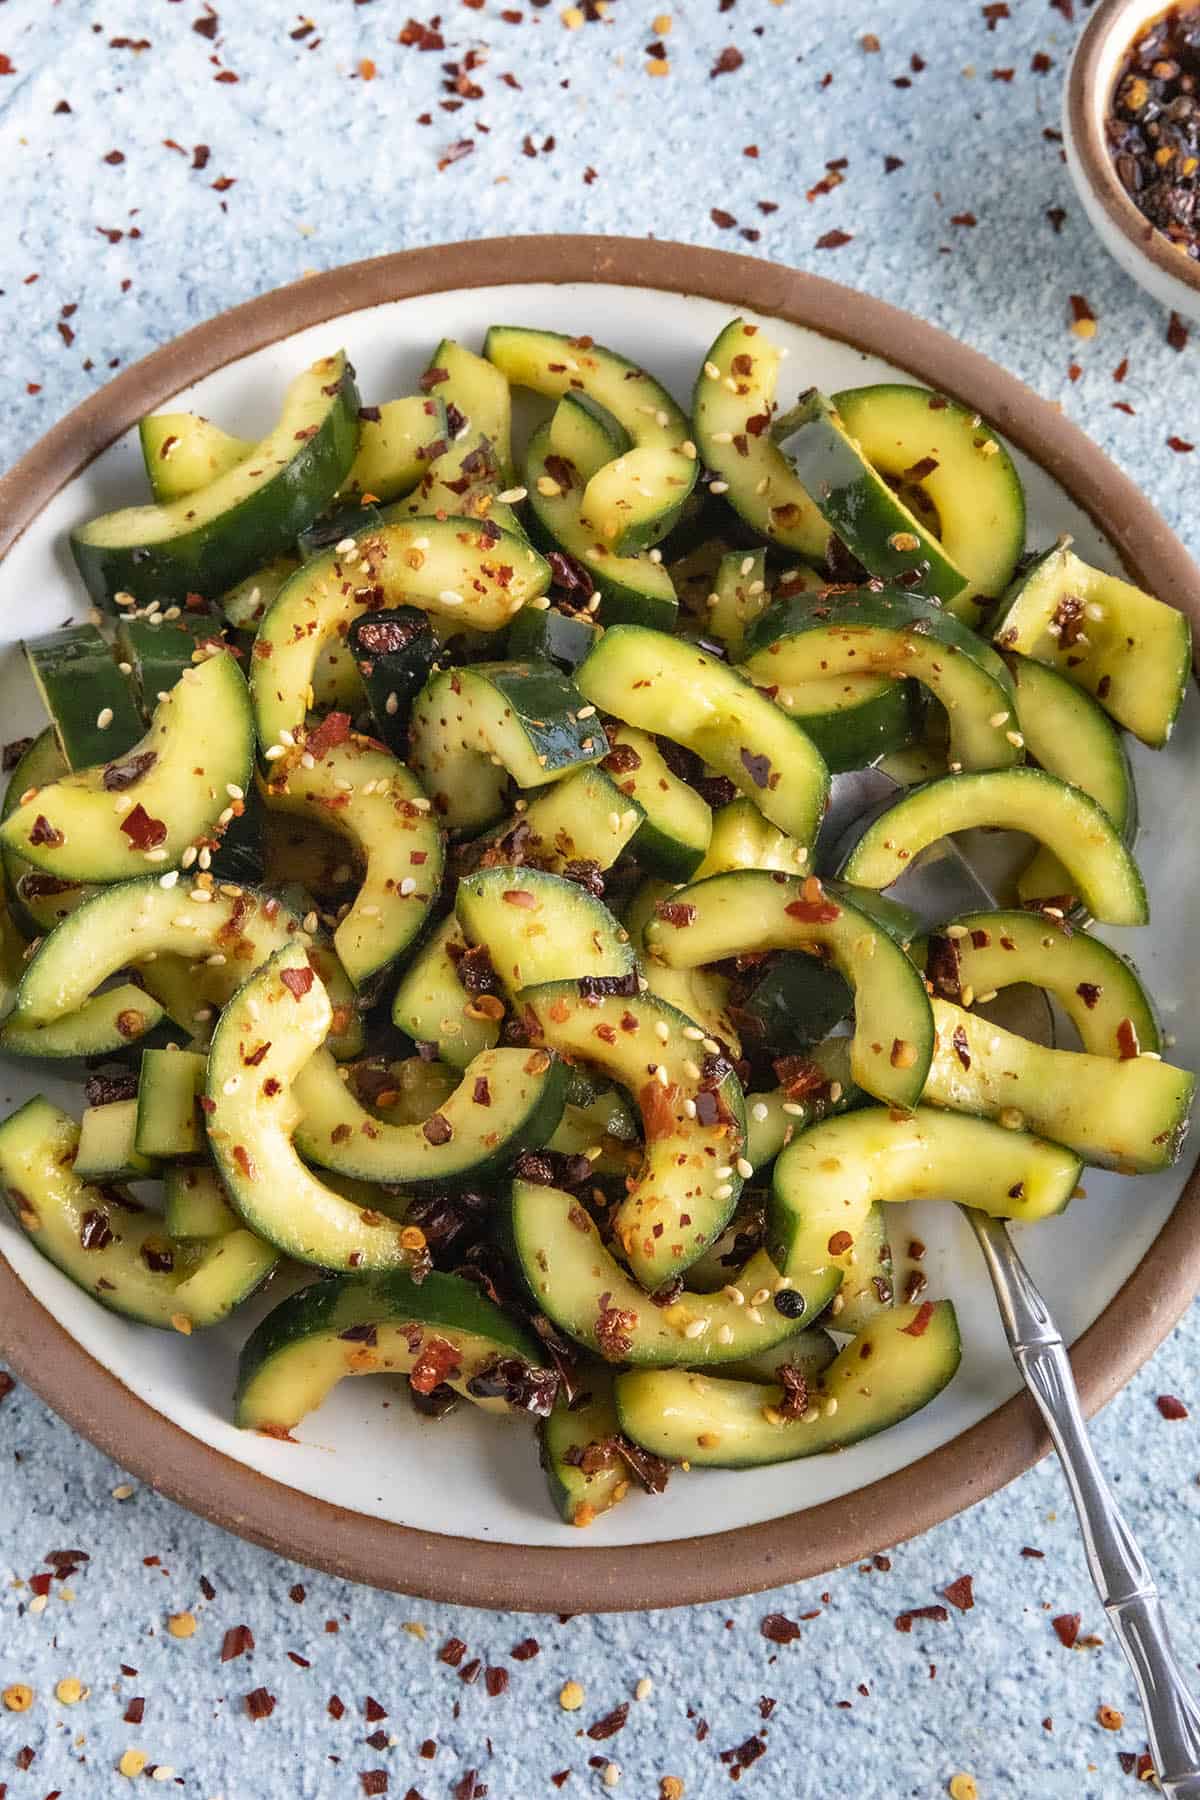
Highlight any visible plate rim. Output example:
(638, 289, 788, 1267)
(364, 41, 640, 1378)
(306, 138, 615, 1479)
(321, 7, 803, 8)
(0, 233, 1196, 1614)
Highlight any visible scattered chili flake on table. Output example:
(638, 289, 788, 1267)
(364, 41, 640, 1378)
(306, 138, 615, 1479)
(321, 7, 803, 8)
(245, 1686, 276, 1719)
(943, 1574, 975, 1611)
(895, 1605, 949, 1631)
(760, 1612, 802, 1644)
(1168, 310, 1190, 350)
(1051, 1612, 1081, 1647)
(816, 228, 853, 249)
(0, 1371, 13, 1403)
(1167, 435, 1195, 452)
(1157, 1393, 1189, 1418)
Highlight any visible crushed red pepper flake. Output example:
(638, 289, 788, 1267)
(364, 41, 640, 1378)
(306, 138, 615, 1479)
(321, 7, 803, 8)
(1157, 1394, 1189, 1419)
(511, 1637, 540, 1660)
(894, 1605, 949, 1632)
(1052, 1612, 1081, 1647)
(1168, 312, 1190, 351)
(586, 1702, 629, 1739)
(221, 1624, 255, 1662)
(1168, 436, 1195, 453)
(943, 1574, 975, 1611)
(760, 1612, 802, 1644)
(816, 228, 853, 248)
(711, 45, 743, 77)
(245, 1686, 276, 1719)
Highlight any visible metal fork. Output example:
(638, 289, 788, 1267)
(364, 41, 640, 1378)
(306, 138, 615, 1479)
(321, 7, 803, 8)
(826, 769, 1200, 1795)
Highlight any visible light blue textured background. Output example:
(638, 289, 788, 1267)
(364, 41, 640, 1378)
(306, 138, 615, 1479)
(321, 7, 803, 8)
(1, 2, 1198, 1795)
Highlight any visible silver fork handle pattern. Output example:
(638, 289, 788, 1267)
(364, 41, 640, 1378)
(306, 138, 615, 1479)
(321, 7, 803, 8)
(968, 1210, 1200, 1799)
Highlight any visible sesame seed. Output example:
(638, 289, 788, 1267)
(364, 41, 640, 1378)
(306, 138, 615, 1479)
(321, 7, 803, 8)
(740, 556, 755, 576)
(703, 361, 721, 379)
(602, 1765, 621, 1789)
(439, 589, 465, 607)
(143, 848, 169, 862)
(400, 877, 417, 897)
(750, 1288, 771, 1307)
(111, 1483, 135, 1500)
(736, 1157, 753, 1178)
(654, 1020, 670, 1042)
(723, 1285, 745, 1306)
(96, 707, 114, 730)
(830, 1292, 845, 1316)
(747, 1307, 763, 1324)
(189, 888, 213, 904)
(683, 1098, 697, 1119)
(118, 660, 133, 674)
(701, 1037, 720, 1054)
(714, 1166, 733, 1179)
(264, 743, 287, 761)
(648, 548, 663, 564)
(782, 1101, 806, 1117)
(497, 486, 528, 503)
(335, 536, 357, 554)
(559, 1681, 585, 1711)
(1005, 730, 1025, 748)
(713, 1183, 733, 1201)
(684, 1318, 709, 1339)
(635, 1677, 653, 1701)
(802, 1405, 820, 1424)
(225, 783, 244, 801)
(158, 870, 179, 889)
(988, 710, 1010, 728)
(709, 480, 730, 494)
(279, 729, 296, 747)
(751, 1102, 769, 1122)
(716, 1324, 734, 1345)
(654, 1064, 669, 1088)
(682, 1025, 704, 1041)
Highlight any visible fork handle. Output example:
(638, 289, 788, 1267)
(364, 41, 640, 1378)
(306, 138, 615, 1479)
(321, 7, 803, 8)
(971, 1213, 1200, 1798)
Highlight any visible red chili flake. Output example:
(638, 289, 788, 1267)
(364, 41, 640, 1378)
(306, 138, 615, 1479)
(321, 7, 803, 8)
(287, 1651, 310, 1668)
(951, 1024, 971, 1070)
(816, 228, 853, 249)
(655, 899, 696, 928)
(421, 1112, 452, 1146)
(0, 54, 16, 74)
(760, 1612, 802, 1644)
(328, 1695, 346, 1718)
(710, 208, 737, 230)
(453, 1775, 487, 1800)
(104, 149, 125, 164)
(280, 965, 315, 1001)
(943, 1574, 974, 1611)
(1116, 1018, 1140, 1059)
(586, 1702, 629, 1740)
(894, 1605, 949, 1632)
(511, 1637, 539, 1660)
(117, 803, 167, 850)
(306, 710, 353, 758)
(28, 814, 64, 848)
(1020, 1546, 1045, 1558)
(289, 1584, 306, 1603)
(438, 139, 474, 170)
(400, 17, 446, 48)
(950, 211, 977, 227)
(551, 1776, 571, 1791)
(1168, 436, 1195, 453)
(15, 1748, 34, 1771)
(719, 1735, 767, 1773)
(361, 1776, 388, 1796)
(79, 1209, 113, 1251)
(901, 1301, 935, 1337)
(1157, 1394, 1189, 1419)
(245, 1686, 276, 1720)
(214, 69, 239, 81)
(364, 1696, 387, 1722)
(232, 1145, 256, 1182)
(1168, 312, 1190, 352)
(783, 888, 841, 925)
(1051, 1613, 1081, 1647)
(0, 1372, 13, 1404)
(711, 45, 743, 76)
(221, 1624, 255, 1662)
(1111, 357, 1129, 383)
(484, 1666, 508, 1698)
(1113, 401, 1136, 415)
(124, 1696, 145, 1724)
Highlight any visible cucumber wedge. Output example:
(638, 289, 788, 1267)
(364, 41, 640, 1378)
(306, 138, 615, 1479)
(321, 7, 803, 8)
(25, 625, 143, 769)
(924, 996, 1193, 1172)
(235, 1267, 551, 1433)
(0, 1096, 276, 1329)
(468, 765, 644, 876)
(391, 915, 500, 1070)
(340, 394, 450, 502)
(139, 413, 254, 502)
(614, 1300, 961, 1469)
(0, 650, 254, 884)
(456, 865, 635, 998)
(0, 984, 167, 1059)
(541, 1365, 636, 1526)
(643, 869, 934, 1109)
(163, 1164, 241, 1240)
(602, 725, 712, 882)
(72, 352, 361, 607)
(2, 731, 94, 936)
(75, 1098, 161, 1182)
(624, 877, 740, 1053)
(577, 625, 830, 849)
(841, 767, 1148, 927)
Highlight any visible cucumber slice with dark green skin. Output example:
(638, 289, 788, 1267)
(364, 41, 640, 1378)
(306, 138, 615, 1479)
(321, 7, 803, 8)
(507, 604, 602, 673)
(992, 538, 1192, 748)
(0, 1096, 277, 1329)
(115, 609, 227, 709)
(457, 865, 636, 998)
(644, 869, 934, 1109)
(75, 1099, 161, 1181)
(293, 1044, 567, 1187)
(263, 731, 444, 990)
(924, 996, 1192, 1172)
(830, 1200, 896, 1333)
(760, 672, 919, 775)
(468, 766, 644, 876)
(740, 1038, 867, 1173)
(391, 915, 500, 1069)
(830, 383, 1026, 613)
(719, 1326, 839, 1386)
(692, 320, 830, 562)
(1, 732, 94, 936)
(578, 625, 830, 849)
(340, 395, 451, 502)
(623, 878, 739, 1052)
(524, 419, 678, 632)
(692, 797, 806, 879)
(743, 587, 1019, 773)
(136, 1048, 205, 1159)
(139, 413, 254, 502)
(706, 549, 768, 657)
(1006, 655, 1136, 903)
(295, 497, 385, 561)
(614, 1300, 961, 1469)
(220, 554, 300, 630)
(541, 1365, 634, 1526)
(163, 1163, 240, 1240)
(1, 650, 254, 884)
(235, 1265, 550, 1433)
(925, 910, 1159, 1058)
(72, 352, 361, 608)
(600, 726, 712, 882)
(737, 956, 853, 1053)
(205, 943, 422, 1272)
(12, 878, 361, 1059)
(405, 338, 516, 499)
(25, 625, 144, 768)
(0, 984, 167, 1059)
(520, 984, 747, 1288)
(486, 325, 697, 552)
(775, 390, 970, 607)
(409, 662, 609, 834)
(504, 1178, 824, 1365)
(250, 516, 550, 750)
(346, 608, 439, 751)
(841, 767, 1148, 926)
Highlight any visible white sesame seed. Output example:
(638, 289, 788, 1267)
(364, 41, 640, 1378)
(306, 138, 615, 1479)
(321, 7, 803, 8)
(750, 1288, 771, 1307)
(654, 1064, 669, 1088)
(497, 486, 528, 504)
(751, 1101, 769, 1122)
(198, 847, 212, 871)
(704, 361, 721, 379)
(635, 1677, 653, 1702)
(782, 1101, 806, 1117)
(300, 754, 315, 771)
(439, 589, 465, 607)
(335, 536, 357, 554)
(723, 1285, 745, 1306)
(143, 848, 169, 862)
(648, 548, 663, 565)
(264, 743, 287, 761)
(701, 1037, 720, 1055)
(181, 846, 199, 870)
(96, 707, 114, 730)
(714, 1165, 733, 1179)
(747, 1307, 763, 1324)
(654, 1020, 670, 1043)
(117, 660, 133, 675)
(710, 430, 734, 444)
(713, 1183, 733, 1201)
(682, 1024, 704, 1041)
(709, 480, 730, 494)
(684, 1318, 709, 1339)
(400, 877, 417, 896)
(736, 1157, 753, 1179)
(740, 556, 755, 576)
(158, 870, 179, 889)
(1005, 730, 1025, 748)
(988, 710, 1010, 728)
(279, 728, 296, 747)
(189, 888, 213, 904)
(225, 783, 244, 801)
(683, 1097, 697, 1118)
(716, 1324, 734, 1345)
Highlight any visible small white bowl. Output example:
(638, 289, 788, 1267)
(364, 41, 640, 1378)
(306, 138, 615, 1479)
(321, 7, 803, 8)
(1065, 0, 1200, 321)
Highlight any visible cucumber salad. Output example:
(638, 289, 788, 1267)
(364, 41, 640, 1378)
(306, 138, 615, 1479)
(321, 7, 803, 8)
(0, 322, 1192, 1528)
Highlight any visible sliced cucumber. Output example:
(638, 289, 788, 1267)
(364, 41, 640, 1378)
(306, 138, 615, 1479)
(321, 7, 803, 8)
(407, 661, 608, 834)
(340, 394, 450, 502)
(756, 671, 919, 776)
(644, 869, 934, 1109)
(614, 1300, 961, 1468)
(507, 603, 602, 674)
(263, 731, 444, 989)
(2, 732, 94, 936)
(391, 915, 500, 1069)
(624, 878, 739, 1052)
(520, 984, 747, 1289)
(135, 1047, 205, 1159)
(139, 413, 254, 502)
(743, 587, 1019, 772)
(163, 1163, 240, 1240)
(693, 797, 807, 879)
(924, 996, 1193, 1172)
(75, 1098, 161, 1181)
(394, 339, 515, 516)
(235, 1267, 550, 1433)
(469, 765, 643, 876)
(925, 910, 1159, 1057)
(992, 538, 1192, 748)
(25, 625, 143, 769)
(456, 865, 635, 998)
(220, 554, 299, 630)
(776, 389, 970, 608)
(577, 625, 829, 849)
(841, 767, 1148, 927)
(524, 418, 678, 631)
(1, 650, 254, 884)
(541, 1366, 633, 1526)
(293, 1045, 567, 1187)
(831, 383, 1026, 610)
(719, 1325, 839, 1386)
(71, 352, 361, 607)
(346, 608, 439, 753)
(205, 943, 422, 1272)
(485, 325, 697, 552)
(116, 609, 227, 711)
(601, 725, 712, 882)
(0, 1096, 276, 1329)
(0, 984, 167, 1059)
(705, 549, 768, 658)
(691, 319, 829, 560)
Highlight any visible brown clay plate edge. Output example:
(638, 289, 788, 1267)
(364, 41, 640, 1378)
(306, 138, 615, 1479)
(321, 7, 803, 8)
(0, 235, 1196, 1614)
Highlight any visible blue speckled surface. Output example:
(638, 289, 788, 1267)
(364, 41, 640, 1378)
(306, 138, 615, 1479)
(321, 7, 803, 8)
(1, 1, 1198, 1795)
